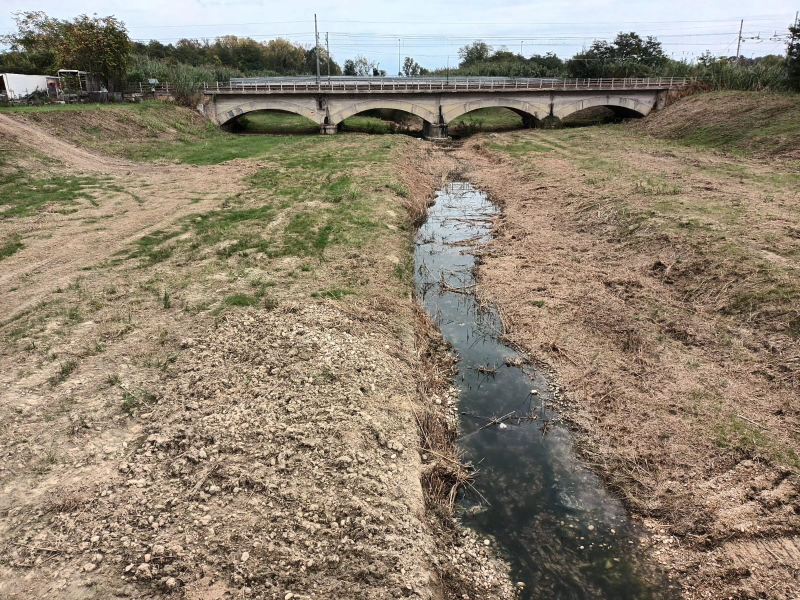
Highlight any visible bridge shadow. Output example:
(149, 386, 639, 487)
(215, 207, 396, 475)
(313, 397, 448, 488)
(562, 106, 644, 128)
(222, 106, 646, 138)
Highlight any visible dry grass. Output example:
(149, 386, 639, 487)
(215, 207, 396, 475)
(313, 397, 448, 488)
(455, 111, 800, 599)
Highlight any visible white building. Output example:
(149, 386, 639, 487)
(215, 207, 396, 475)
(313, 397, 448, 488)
(0, 73, 60, 100)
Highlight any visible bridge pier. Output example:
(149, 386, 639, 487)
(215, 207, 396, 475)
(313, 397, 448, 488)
(319, 123, 338, 135)
(423, 122, 448, 140)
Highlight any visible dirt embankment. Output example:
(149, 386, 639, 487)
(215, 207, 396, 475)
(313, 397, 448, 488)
(634, 90, 800, 161)
(454, 101, 800, 599)
(0, 111, 514, 599)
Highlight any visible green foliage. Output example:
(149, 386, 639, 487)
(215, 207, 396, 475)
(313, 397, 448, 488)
(130, 35, 341, 77)
(568, 32, 667, 77)
(343, 54, 384, 77)
(1, 11, 131, 90)
(402, 56, 427, 77)
(786, 25, 800, 91)
(459, 41, 493, 66)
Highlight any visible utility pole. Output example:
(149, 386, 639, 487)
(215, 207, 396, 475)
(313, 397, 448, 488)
(326, 33, 331, 82)
(314, 14, 321, 86)
(520, 40, 523, 57)
(398, 38, 401, 76)
(736, 19, 743, 62)
(446, 56, 449, 84)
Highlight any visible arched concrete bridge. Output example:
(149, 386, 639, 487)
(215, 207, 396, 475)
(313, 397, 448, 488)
(199, 77, 691, 139)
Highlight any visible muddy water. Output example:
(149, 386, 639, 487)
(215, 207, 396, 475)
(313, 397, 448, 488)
(415, 182, 664, 599)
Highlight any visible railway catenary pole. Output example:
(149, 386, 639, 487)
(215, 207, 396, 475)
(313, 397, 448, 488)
(326, 33, 331, 83)
(736, 19, 743, 63)
(314, 14, 321, 86)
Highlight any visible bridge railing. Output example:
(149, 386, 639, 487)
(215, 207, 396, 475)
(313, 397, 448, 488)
(125, 77, 696, 96)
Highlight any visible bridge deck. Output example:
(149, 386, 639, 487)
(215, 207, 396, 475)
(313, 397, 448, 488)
(127, 77, 694, 96)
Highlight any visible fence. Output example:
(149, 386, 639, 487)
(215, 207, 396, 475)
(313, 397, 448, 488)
(124, 77, 695, 96)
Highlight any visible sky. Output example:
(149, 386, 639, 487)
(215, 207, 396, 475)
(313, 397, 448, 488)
(1, 0, 797, 70)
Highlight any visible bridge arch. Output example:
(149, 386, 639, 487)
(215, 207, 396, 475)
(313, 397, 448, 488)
(442, 98, 550, 125)
(553, 95, 653, 120)
(327, 99, 438, 127)
(217, 99, 324, 126)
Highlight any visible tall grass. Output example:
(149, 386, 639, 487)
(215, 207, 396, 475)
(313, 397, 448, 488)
(126, 54, 243, 105)
(702, 62, 792, 92)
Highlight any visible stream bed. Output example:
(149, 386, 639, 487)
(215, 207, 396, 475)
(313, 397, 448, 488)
(415, 182, 664, 599)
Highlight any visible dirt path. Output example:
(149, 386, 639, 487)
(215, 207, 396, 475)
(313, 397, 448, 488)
(0, 113, 136, 173)
(452, 129, 800, 599)
(0, 114, 269, 322)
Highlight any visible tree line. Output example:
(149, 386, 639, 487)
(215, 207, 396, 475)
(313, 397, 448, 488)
(1, 11, 798, 93)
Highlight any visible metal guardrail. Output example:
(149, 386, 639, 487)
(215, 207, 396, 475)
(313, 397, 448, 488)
(126, 77, 695, 95)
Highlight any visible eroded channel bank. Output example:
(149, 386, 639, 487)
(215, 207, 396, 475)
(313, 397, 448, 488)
(414, 179, 667, 599)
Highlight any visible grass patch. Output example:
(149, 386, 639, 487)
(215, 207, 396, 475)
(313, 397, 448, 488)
(237, 111, 319, 134)
(126, 230, 182, 264)
(715, 413, 800, 470)
(451, 107, 523, 130)
(0, 174, 111, 218)
(49, 359, 77, 386)
(0, 235, 24, 260)
(224, 293, 260, 307)
(310, 287, 354, 300)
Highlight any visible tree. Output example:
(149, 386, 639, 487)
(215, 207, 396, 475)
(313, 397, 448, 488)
(788, 24, 800, 91)
(58, 14, 131, 90)
(262, 38, 305, 74)
(568, 32, 667, 77)
(304, 46, 342, 76)
(402, 56, 422, 77)
(458, 41, 492, 66)
(345, 54, 379, 76)
(1, 11, 131, 90)
(0, 11, 63, 74)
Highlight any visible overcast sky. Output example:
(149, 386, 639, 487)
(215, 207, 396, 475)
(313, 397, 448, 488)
(1, 1, 797, 69)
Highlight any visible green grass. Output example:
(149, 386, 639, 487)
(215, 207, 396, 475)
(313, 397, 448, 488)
(0, 235, 24, 260)
(224, 293, 260, 307)
(450, 107, 524, 131)
(310, 287, 354, 300)
(715, 413, 800, 470)
(125, 230, 183, 264)
(0, 174, 112, 218)
(238, 111, 318, 134)
(49, 359, 77, 386)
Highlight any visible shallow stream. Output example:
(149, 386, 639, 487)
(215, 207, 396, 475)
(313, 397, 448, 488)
(414, 182, 663, 599)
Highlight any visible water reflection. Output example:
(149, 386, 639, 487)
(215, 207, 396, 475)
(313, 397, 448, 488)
(414, 182, 667, 599)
